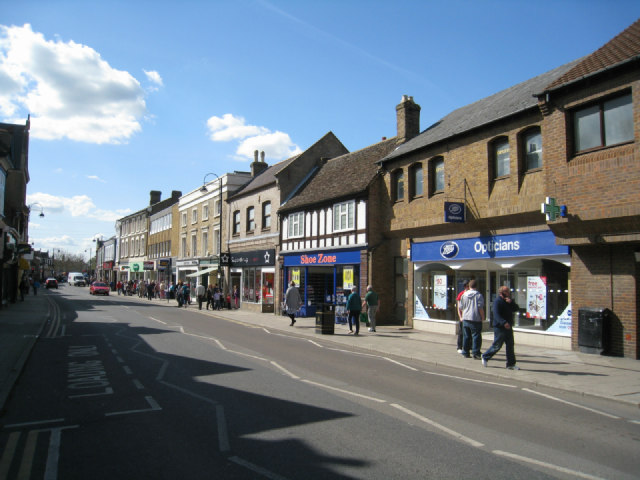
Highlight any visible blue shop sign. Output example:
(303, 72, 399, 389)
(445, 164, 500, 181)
(284, 249, 361, 267)
(412, 231, 568, 262)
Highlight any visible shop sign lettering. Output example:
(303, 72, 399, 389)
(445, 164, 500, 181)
(474, 239, 520, 255)
(300, 253, 338, 265)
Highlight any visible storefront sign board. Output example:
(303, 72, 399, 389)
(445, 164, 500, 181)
(284, 249, 361, 266)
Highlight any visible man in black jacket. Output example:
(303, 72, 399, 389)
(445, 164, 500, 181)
(482, 286, 520, 370)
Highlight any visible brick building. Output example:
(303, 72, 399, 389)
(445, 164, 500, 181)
(536, 19, 640, 358)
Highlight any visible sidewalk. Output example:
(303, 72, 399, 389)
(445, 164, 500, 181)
(2, 291, 639, 414)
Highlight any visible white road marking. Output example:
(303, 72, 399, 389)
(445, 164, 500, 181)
(229, 456, 289, 480)
(384, 357, 418, 371)
(301, 379, 386, 403)
(391, 403, 484, 448)
(306, 339, 324, 348)
(424, 370, 517, 388)
(270, 361, 300, 379)
(493, 450, 608, 480)
(148, 316, 166, 324)
(522, 388, 620, 419)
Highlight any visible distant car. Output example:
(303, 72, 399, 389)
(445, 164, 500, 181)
(69, 273, 86, 286)
(45, 278, 58, 289)
(90, 282, 110, 296)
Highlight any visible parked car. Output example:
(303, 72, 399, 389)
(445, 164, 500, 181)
(89, 282, 110, 296)
(45, 278, 58, 289)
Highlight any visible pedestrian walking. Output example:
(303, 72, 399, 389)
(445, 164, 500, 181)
(346, 285, 362, 336)
(458, 279, 485, 359)
(206, 285, 213, 310)
(482, 286, 520, 370)
(213, 285, 222, 310)
(232, 285, 240, 309)
(196, 283, 206, 310)
(284, 281, 302, 326)
(456, 280, 470, 353)
(364, 285, 379, 333)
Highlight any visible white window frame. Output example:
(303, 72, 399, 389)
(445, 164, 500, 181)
(333, 201, 355, 232)
(288, 212, 304, 238)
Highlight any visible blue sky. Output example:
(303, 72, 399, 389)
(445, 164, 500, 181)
(2, 0, 639, 259)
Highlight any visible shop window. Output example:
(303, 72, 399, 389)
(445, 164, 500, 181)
(573, 92, 633, 153)
(392, 169, 404, 202)
(492, 137, 510, 178)
(409, 163, 423, 199)
(522, 127, 542, 171)
(288, 212, 304, 238)
(430, 157, 444, 195)
(243, 267, 261, 303)
(232, 210, 240, 235)
(246, 206, 255, 232)
(333, 200, 354, 231)
(262, 201, 271, 229)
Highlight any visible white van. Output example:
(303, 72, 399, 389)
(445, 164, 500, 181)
(69, 273, 86, 286)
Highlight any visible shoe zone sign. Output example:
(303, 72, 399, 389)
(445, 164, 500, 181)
(412, 231, 568, 262)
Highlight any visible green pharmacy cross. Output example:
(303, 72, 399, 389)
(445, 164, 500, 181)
(541, 197, 563, 221)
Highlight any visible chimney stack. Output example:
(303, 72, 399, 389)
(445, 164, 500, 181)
(396, 95, 421, 144)
(149, 190, 161, 205)
(171, 190, 182, 200)
(251, 150, 269, 177)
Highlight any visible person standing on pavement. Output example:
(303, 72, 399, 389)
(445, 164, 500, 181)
(458, 279, 485, 359)
(364, 285, 378, 333)
(284, 281, 302, 326)
(196, 283, 206, 310)
(346, 285, 362, 336)
(482, 286, 520, 370)
(456, 280, 470, 354)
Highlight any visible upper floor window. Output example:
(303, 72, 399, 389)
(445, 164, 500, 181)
(191, 208, 198, 224)
(333, 200, 355, 231)
(523, 128, 542, 170)
(202, 231, 208, 255)
(409, 164, 423, 198)
(215, 199, 221, 217)
(233, 210, 240, 235)
(573, 93, 633, 153)
(493, 138, 510, 178)
(181, 212, 187, 227)
(392, 169, 404, 201)
(191, 234, 197, 257)
(262, 201, 271, 229)
(288, 212, 304, 238)
(246, 207, 255, 232)
(431, 157, 445, 194)
(202, 204, 209, 221)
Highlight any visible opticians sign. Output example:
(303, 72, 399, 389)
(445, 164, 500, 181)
(412, 231, 568, 262)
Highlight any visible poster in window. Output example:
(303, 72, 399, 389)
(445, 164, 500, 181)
(526, 276, 547, 319)
(433, 274, 447, 309)
(343, 267, 354, 289)
(291, 268, 300, 286)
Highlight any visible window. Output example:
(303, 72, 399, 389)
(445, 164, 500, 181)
(181, 237, 186, 257)
(493, 138, 510, 177)
(523, 128, 542, 170)
(573, 93, 633, 153)
(191, 234, 197, 257)
(215, 199, 221, 216)
(410, 164, 423, 198)
(181, 212, 187, 227)
(191, 208, 198, 224)
(262, 201, 271, 229)
(213, 229, 220, 255)
(431, 157, 445, 194)
(247, 207, 255, 232)
(392, 169, 404, 201)
(288, 212, 304, 237)
(233, 211, 241, 235)
(202, 231, 208, 255)
(333, 201, 355, 231)
(203, 204, 209, 221)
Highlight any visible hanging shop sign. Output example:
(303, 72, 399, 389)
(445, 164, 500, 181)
(284, 249, 361, 267)
(158, 259, 171, 271)
(412, 231, 568, 262)
(130, 262, 143, 272)
(444, 202, 465, 223)
(143, 261, 155, 271)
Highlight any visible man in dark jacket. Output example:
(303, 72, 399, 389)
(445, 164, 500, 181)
(482, 286, 520, 370)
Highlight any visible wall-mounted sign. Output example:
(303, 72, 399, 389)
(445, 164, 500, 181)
(284, 249, 361, 267)
(230, 249, 275, 267)
(444, 202, 465, 223)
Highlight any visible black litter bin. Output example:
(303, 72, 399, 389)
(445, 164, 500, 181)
(316, 304, 335, 335)
(578, 308, 610, 354)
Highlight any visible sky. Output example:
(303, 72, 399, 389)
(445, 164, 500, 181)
(2, 0, 639, 260)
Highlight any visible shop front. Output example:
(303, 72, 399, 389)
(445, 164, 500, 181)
(176, 259, 198, 285)
(411, 231, 572, 346)
(282, 248, 362, 319)
(230, 249, 275, 313)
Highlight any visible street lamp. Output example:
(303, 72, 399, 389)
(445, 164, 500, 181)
(200, 172, 223, 288)
(85, 247, 92, 280)
(28, 202, 45, 218)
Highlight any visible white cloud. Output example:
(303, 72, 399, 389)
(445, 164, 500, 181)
(87, 175, 106, 183)
(206, 113, 300, 161)
(0, 24, 150, 144)
(27, 192, 129, 221)
(144, 69, 163, 86)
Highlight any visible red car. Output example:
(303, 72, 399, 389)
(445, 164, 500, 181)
(90, 282, 110, 296)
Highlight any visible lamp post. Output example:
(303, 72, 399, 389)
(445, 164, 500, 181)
(85, 247, 92, 281)
(200, 173, 223, 291)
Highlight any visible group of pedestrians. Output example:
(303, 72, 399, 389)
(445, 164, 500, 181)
(457, 279, 520, 370)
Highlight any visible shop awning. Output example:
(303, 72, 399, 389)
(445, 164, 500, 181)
(186, 267, 218, 277)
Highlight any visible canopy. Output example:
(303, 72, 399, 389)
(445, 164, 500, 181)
(185, 267, 218, 277)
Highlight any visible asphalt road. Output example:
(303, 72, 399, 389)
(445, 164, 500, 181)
(1, 286, 639, 479)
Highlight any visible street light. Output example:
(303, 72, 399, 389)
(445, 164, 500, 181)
(200, 172, 223, 289)
(28, 202, 45, 218)
(85, 247, 92, 279)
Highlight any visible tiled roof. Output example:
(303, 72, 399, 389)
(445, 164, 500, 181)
(279, 137, 397, 213)
(544, 18, 640, 91)
(229, 155, 299, 199)
(380, 59, 581, 164)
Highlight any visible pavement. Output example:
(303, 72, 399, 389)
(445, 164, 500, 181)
(2, 288, 640, 414)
